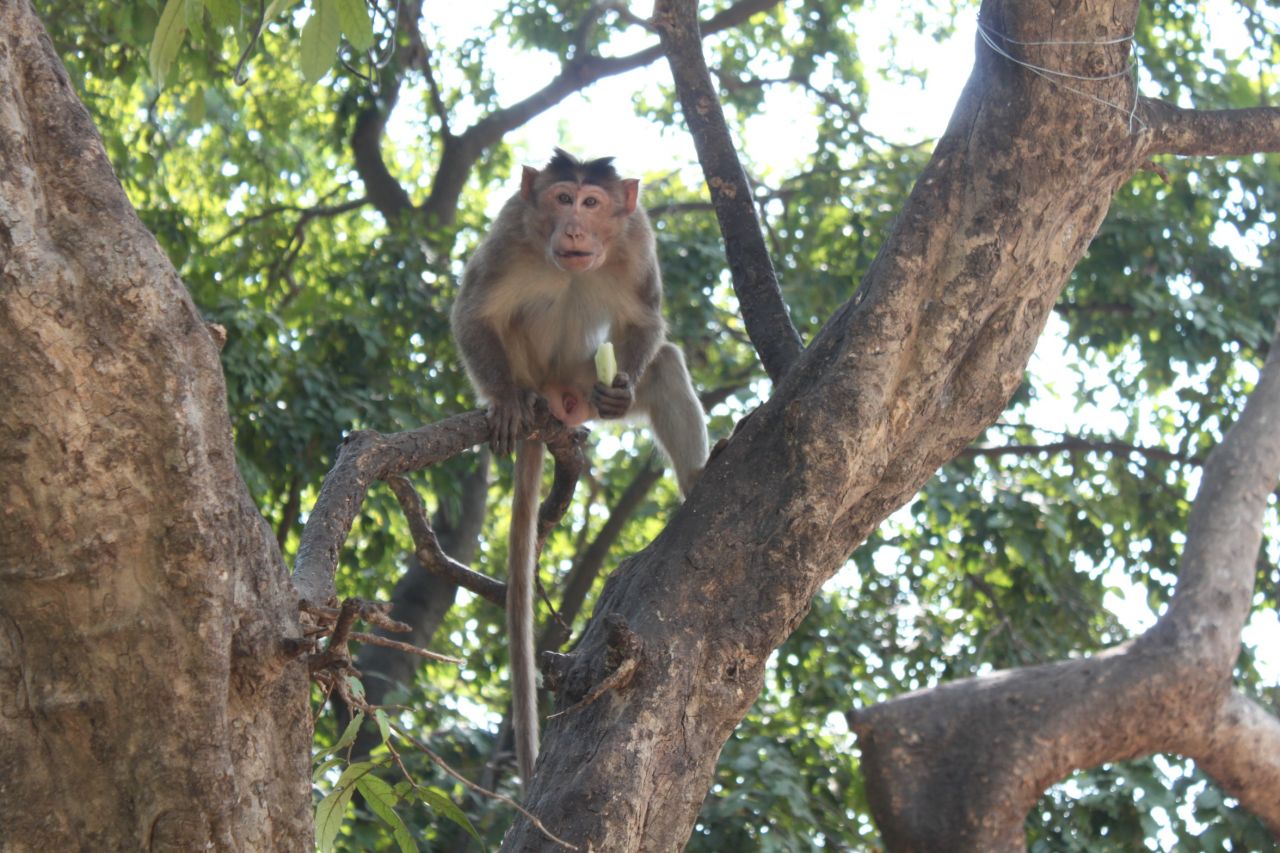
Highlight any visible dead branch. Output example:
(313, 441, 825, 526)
(537, 427, 590, 551)
(350, 631, 463, 664)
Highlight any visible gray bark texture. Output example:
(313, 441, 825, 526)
(0, 2, 313, 850)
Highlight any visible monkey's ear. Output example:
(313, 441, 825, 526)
(521, 166, 540, 202)
(621, 179, 640, 214)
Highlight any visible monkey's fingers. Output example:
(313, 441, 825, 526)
(592, 378, 634, 420)
(487, 410, 512, 457)
(487, 402, 526, 456)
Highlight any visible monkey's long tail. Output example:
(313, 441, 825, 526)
(508, 438, 544, 785)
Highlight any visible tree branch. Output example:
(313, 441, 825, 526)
(352, 106, 415, 222)
(387, 474, 508, 606)
(1178, 689, 1280, 835)
(338, 454, 491, 761)
(418, 0, 783, 228)
(212, 194, 368, 249)
(538, 459, 663, 655)
(653, 0, 802, 383)
(851, 319, 1280, 849)
(1149, 317, 1280, 643)
(1141, 99, 1280, 156)
(350, 0, 425, 223)
(291, 404, 574, 606)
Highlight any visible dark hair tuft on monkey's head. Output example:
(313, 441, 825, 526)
(545, 147, 621, 188)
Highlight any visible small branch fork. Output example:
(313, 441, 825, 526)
(384, 423, 587, 609)
(302, 598, 464, 694)
(291, 405, 590, 846)
(291, 401, 588, 671)
(292, 401, 583, 608)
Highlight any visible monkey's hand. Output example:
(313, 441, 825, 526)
(592, 372, 634, 420)
(487, 390, 536, 456)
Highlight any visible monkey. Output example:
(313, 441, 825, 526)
(451, 148, 708, 784)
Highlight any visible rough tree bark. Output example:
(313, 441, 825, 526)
(5, 0, 1279, 849)
(0, 2, 313, 850)
(497, 0, 1280, 849)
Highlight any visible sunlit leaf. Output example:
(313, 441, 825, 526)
(300, 0, 342, 83)
(315, 783, 356, 853)
(334, 0, 374, 52)
(374, 708, 391, 744)
(148, 0, 188, 85)
(314, 711, 363, 760)
(418, 786, 481, 842)
(206, 0, 238, 28)
(355, 775, 418, 852)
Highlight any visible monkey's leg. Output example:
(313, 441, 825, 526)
(634, 342, 708, 496)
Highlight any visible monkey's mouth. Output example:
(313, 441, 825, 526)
(553, 250, 599, 271)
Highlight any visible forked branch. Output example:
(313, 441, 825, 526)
(851, 319, 1280, 849)
(382, 424, 588, 609)
(292, 404, 581, 607)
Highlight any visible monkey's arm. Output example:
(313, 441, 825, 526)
(453, 310, 534, 456)
(593, 269, 665, 419)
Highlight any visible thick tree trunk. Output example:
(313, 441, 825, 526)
(503, 0, 1278, 849)
(0, 3, 313, 850)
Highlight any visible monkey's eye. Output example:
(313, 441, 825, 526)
(583, 196, 599, 208)
(557, 192, 573, 205)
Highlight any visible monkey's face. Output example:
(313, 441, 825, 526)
(540, 182, 625, 273)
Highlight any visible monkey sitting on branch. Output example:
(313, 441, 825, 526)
(451, 148, 709, 785)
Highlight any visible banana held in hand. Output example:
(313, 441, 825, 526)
(595, 341, 617, 384)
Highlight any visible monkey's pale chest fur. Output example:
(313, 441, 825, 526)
(480, 263, 644, 390)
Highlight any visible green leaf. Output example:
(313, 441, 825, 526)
(333, 760, 377, 790)
(186, 86, 207, 124)
(259, 0, 294, 36)
(374, 708, 392, 744)
(334, 0, 374, 52)
(312, 755, 343, 782)
(355, 775, 418, 852)
(206, 0, 239, 28)
(390, 821, 419, 853)
(184, 0, 205, 40)
(418, 786, 482, 842)
(148, 0, 189, 85)
(315, 711, 363, 759)
(345, 674, 366, 701)
(355, 773, 399, 824)
(300, 0, 342, 83)
(315, 783, 356, 853)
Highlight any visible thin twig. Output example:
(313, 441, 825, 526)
(392, 724, 580, 851)
(350, 631, 463, 664)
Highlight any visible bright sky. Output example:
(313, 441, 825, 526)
(418, 1, 1279, 683)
